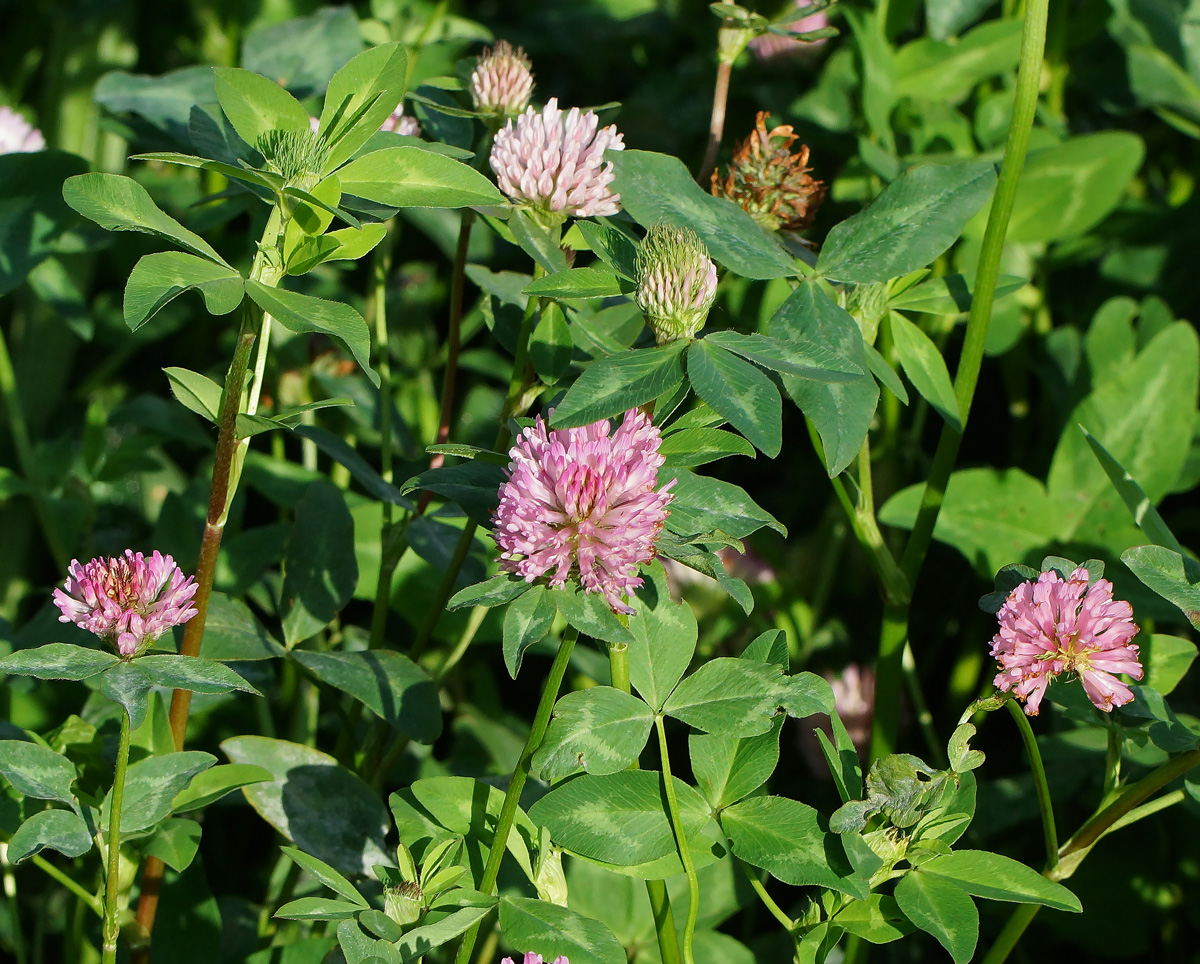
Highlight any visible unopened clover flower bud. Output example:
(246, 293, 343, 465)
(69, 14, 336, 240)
(534, 847, 568, 906)
(634, 224, 718, 344)
(384, 881, 423, 926)
(711, 111, 827, 233)
(53, 550, 198, 658)
(0, 105, 45, 154)
(471, 40, 534, 119)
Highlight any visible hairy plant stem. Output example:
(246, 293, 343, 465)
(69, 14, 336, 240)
(697, 60, 732, 185)
(608, 643, 682, 964)
(102, 707, 131, 964)
(1006, 699, 1058, 869)
(368, 221, 403, 650)
(418, 208, 475, 514)
(871, 0, 1049, 761)
(134, 209, 287, 960)
(655, 715, 699, 964)
(452, 627, 580, 964)
(414, 268, 546, 654)
(981, 746, 1200, 964)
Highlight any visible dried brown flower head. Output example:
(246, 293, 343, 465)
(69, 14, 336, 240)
(710, 111, 827, 233)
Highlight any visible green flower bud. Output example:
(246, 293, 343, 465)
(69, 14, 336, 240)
(384, 881, 423, 926)
(634, 224, 719, 344)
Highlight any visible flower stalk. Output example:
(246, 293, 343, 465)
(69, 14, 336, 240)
(452, 627, 580, 964)
(872, 0, 1050, 760)
(102, 707, 132, 964)
(655, 715, 699, 964)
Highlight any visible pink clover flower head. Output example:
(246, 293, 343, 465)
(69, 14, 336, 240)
(635, 224, 719, 344)
(490, 97, 624, 221)
(52, 550, 199, 657)
(0, 106, 46, 154)
(492, 409, 675, 614)
(500, 955, 569, 964)
(380, 103, 421, 138)
(991, 566, 1142, 716)
(471, 40, 535, 119)
(749, 6, 830, 62)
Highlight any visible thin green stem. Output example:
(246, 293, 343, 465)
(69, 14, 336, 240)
(453, 628, 580, 964)
(412, 520, 478, 659)
(979, 903, 1040, 964)
(29, 855, 102, 917)
(874, 0, 1050, 760)
(434, 603, 490, 684)
(735, 858, 794, 932)
(655, 716, 698, 964)
(102, 707, 132, 964)
(608, 642, 682, 964)
(1, 843, 27, 964)
(1102, 726, 1122, 800)
(1006, 699, 1058, 869)
(1106, 789, 1185, 836)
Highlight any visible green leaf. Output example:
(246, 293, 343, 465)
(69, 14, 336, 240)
(63, 173, 231, 267)
(551, 342, 687, 430)
(447, 573, 532, 611)
(0, 643, 117, 681)
(530, 302, 575, 384)
(832, 895, 914, 944)
(245, 280, 377, 386)
(660, 427, 755, 467)
(275, 897, 365, 921)
(721, 796, 864, 897)
(533, 687, 654, 780)
(186, 592, 285, 661)
(100, 660, 155, 728)
(1007, 133, 1145, 243)
(894, 872, 978, 964)
(145, 818, 203, 872)
(575, 220, 638, 279)
(888, 312, 961, 431)
(817, 161, 996, 283)
(662, 659, 793, 737)
(690, 718, 782, 809)
(213, 66, 311, 148)
(894, 19, 1022, 103)
(394, 904, 494, 962)
(864, 344, 908, 404)
(1082, 427, 1183, 553)
(879, 468, 1060, 579)
(1121, 545, 1200, 631)
(509, 210, 570, 274)
(0, 741, 79, 805)
(667, 469, 786, 538)
(294, 425, 412, 508)
(401, 460, 505, 526)
(499, 896, 625, 964)
(8, 809, 93, 863)
(319, 43, 409, 171)
(281, 480, 359, 645)
(104, 751, 215, 832)
(124, 252, 244, 330)
(282, 846, 368, 907)
(136, 655, 261, 696)
(1141, 634, 1198, 695)
(222, 736, 391, 876)
(171, 763, 274, 813)
(337, 147, 503, 209)
(164, 367, 222, 422)
(920, 851, 1081, 912)
(503, 585, 556, 678)
(888, 273, 1026, 315)
(686, 340, 782, 457)
(524, 267, 625, 300)
(527, 770, 710, 866)
(769, 283, 878, 476)
(610, 151, 797, 280)
(0, 150, 89, 296)
(131, 151, 280, 195)
(292, 650, 441, 744)
(626, 587, 697, 710)
(552, 587, 635, 644)
(704, 330, 864, 382)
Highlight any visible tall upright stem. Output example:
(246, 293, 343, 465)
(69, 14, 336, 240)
(655, 716, 699, 964)
(872, 0, 1050, 759)
(1006, 700, 1057, 869)
(697, 60, 732, 186)
(135, 211, 287, 958)
(609, 643, 683, 964)
(452, 627, 579, 964)
(102, 707, 131, 964)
